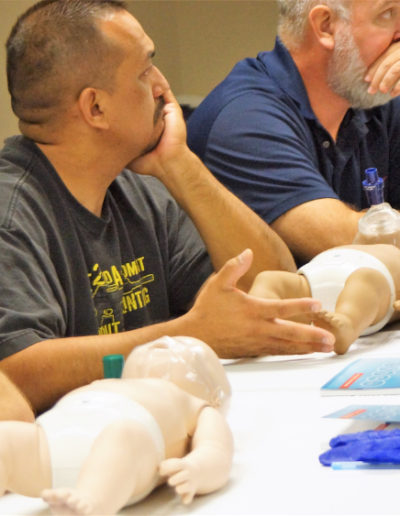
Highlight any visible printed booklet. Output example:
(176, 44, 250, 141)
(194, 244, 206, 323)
(323, 404, 400, 422)
(321, 358, 400, 395)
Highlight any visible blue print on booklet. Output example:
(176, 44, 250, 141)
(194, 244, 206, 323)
(321, 358, 400, 395)
(324, 405, 400, 422)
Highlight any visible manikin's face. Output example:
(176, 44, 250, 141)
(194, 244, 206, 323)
(99, 11, 169, 159)
(328, 0, 400, 109)
(122, 336, 231, 408)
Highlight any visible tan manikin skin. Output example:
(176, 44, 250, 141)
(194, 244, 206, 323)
(0, 336, 233, 515)
(249, 244, 400, 355)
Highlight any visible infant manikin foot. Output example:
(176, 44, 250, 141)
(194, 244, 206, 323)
(313, 310, 356, 355)
(42, 488, 94, 515)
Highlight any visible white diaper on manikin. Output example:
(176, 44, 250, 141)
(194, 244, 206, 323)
(298, 248, 395, 335)
(37, 390, 165, 504)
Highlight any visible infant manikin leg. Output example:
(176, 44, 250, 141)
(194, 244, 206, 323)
(0, 422, 50, 497)
(313, 267, 391, 354)
(42, 419, 161, 515)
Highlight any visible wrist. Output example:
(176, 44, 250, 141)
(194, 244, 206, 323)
(159, 146, 201, 180)
(156, 149, 216, 202)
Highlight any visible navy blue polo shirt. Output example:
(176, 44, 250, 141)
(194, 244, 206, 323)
(187, 37, 400, 224)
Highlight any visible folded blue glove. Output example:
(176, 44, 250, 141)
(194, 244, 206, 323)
(319, 428, 400, 466)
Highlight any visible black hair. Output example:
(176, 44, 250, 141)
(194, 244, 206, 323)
(7, 0, 127, 124)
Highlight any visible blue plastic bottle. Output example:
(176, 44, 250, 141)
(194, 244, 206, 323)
(362, 167, 384, 205)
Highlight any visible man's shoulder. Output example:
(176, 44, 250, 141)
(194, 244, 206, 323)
(187, 51, 285, 156)
(0, 136, 58, 230)
(0, 135, 33, 180)
(0, 136, 34, 216)
(196, 52, 280, 111)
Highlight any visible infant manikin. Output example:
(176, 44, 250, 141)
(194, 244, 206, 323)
(249, 244, 400, 354)
(0, 336, 233, 515)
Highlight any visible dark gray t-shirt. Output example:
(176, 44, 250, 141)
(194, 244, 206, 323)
(0, 136, 213, 359)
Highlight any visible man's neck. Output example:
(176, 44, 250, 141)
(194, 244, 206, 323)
(36, 142, 122, 217)
(292, 51, 350, 141)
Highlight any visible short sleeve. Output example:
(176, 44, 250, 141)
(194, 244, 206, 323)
(205, 93, 339, 223)
(0, 227, 67, 358)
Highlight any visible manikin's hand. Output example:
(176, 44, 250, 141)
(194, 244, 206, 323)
(365, 40, 400, 97)
(182, 249, 335, 358)
(160, 458, 198, 505)
(127, 88, 189, 180)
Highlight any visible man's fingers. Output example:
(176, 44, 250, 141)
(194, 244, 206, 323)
(233, 330, 334, 357)
(215, 249, 253, 290)
(162, 87, 177, 105)
(365, 41, 400, 94)
(369, 62, 400, 94)
(262, 318, 334, 349)
(255, 297, 321, 319)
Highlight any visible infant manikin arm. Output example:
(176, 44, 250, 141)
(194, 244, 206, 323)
(159, 406, 233, 505)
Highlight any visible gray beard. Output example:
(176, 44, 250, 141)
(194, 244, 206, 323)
(327, 26, 394, 110)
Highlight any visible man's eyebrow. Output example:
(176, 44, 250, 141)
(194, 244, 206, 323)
(376, 0, 397, 11)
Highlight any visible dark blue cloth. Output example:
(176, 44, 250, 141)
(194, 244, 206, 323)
(187, 38, 400, 225)
(319, 429, 400, 466)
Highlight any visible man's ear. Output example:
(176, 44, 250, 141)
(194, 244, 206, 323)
(309, 5, 338, 51)
(78, 87, 110, 130)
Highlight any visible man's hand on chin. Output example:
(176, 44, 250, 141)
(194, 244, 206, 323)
(127, 89, 189, 179)
(365, 40, 400, 97)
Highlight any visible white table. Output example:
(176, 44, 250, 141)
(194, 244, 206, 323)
(2, 329, 400, 515)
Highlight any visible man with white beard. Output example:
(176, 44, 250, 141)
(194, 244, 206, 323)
(187, 0, 400, 265)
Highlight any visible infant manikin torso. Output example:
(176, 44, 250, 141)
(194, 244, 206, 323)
(0, 336, 233, 515)
(71, 377, 209, 457)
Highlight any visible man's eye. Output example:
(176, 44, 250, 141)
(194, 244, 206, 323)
(381, 8, 394, 20)
(142, 65, 153, 77)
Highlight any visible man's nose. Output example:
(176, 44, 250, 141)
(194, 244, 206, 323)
(152, 66, 169, 98)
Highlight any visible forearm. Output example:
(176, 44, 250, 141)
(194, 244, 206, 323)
(0, 250, 336, 413)
(271, 198, 364, 263)
(161, 406, 233, 503)
(187, 407, 233, 494)
(129, 90, 295, 284)
(157, 149, 297, 287)
(0, 317, 192, 413)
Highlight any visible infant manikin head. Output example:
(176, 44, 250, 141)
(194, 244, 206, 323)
(122, 336, 231, 408)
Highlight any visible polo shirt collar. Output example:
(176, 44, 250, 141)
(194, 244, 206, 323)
(259, 37, 371, 135)
(260, 37, 316, 120)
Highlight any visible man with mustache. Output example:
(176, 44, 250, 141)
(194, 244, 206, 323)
(0, 0, 335, 414)
(188, 0, 400, 265)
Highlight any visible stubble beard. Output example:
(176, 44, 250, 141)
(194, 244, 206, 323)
(141, 97, 166, 155)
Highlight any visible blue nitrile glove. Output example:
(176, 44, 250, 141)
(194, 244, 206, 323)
(319, 429, 400, 466)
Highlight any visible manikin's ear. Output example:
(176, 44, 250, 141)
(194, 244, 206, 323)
(309, 5, 338, 51)
(78, 87, 110, 130)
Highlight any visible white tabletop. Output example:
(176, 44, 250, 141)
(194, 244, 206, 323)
(2, 328, 400, 515)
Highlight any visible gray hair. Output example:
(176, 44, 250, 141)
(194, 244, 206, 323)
(277, 0, 351, 48)
(7, 0, 127, 125)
